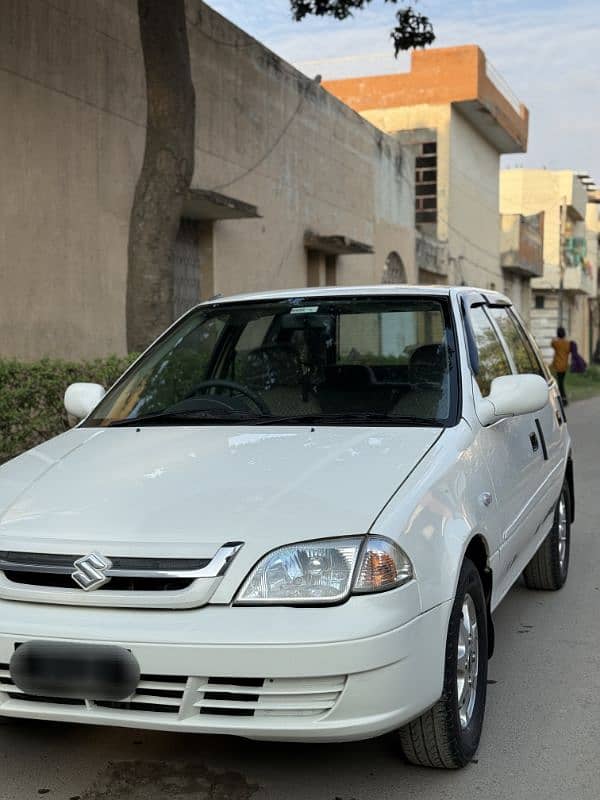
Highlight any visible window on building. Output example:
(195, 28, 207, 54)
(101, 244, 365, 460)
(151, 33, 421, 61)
(382, 251, 407, 284)
(469, 306, 511, 397)
(415, 141, 437, 226)
(534, 295, 545, 310)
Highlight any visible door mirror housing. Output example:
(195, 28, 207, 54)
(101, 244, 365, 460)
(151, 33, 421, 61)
(476, 374, 549, 427)
(64, 383, 105, 422)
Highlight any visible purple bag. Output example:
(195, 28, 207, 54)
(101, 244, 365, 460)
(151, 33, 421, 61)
(570, 341, 587, 374)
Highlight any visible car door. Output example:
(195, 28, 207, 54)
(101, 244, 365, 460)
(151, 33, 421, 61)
(490, 306, 568, 548)
(466, 302, 550, 599)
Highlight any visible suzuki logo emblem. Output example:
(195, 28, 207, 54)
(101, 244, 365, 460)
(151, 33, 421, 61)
(71, 553, 112, 591)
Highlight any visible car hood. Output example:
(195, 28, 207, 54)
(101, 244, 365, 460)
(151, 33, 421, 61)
(0, 425, 441, 557)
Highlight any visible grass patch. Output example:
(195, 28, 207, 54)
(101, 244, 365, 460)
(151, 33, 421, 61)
(565, 364, 600, 403)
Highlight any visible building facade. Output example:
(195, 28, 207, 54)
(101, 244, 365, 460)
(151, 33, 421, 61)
(0, 0, 416, 360)
(500, 169, 598, 361)
(324, 46, 529, 290)
(584, 189, 600, 360)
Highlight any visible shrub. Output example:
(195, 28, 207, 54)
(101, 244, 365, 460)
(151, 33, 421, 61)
(0, 355, 135, 464)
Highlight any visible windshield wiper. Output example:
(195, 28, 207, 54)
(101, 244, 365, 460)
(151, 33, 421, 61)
(107, 409, 442, 428)
(107, 409, 262, 427)
(253, 413, 442, 426)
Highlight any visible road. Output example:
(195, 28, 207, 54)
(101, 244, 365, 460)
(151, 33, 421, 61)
(2, 397, 599, 800)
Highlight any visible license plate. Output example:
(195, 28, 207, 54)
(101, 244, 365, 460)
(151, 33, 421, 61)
(10, 641, 140, 701)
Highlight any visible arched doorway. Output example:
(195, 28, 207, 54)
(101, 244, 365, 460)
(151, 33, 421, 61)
(382, 251, 407, 284)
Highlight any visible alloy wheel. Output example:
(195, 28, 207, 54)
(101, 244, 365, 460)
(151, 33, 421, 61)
(557, 494, 568, 569)
(457, 593, 479, 729)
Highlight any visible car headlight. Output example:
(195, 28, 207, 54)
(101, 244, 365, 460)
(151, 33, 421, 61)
(235, 536, 413, 605)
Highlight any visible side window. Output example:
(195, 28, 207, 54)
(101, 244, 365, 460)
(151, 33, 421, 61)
(488, 307, 543, 377)
(509, 310, 551, 381)
(469, 306, 511, 397)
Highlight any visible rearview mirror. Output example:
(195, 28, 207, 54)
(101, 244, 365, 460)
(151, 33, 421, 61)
(476, 374, 548, 427)
(64, 383, 105, 422)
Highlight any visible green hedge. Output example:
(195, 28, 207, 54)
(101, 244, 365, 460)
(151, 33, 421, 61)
(0, 355, 135, 465)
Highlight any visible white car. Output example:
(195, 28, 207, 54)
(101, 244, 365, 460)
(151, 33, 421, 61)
(0, 286, 572, 769)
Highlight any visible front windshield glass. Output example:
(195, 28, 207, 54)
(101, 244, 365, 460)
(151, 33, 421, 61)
(85, 296, 458, 427)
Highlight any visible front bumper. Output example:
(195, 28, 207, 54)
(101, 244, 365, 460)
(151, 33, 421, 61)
(0, 594, 450, 742)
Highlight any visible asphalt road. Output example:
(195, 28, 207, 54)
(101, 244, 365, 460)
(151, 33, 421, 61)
(2, 397, 599, 800)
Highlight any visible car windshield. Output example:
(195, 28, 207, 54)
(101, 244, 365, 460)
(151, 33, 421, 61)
(85, 295, 458, 427)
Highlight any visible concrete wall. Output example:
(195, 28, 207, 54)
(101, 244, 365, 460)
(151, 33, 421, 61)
(0, 0, 144, 360)
(0, 0, 415, 360)
(503, 274, 532, 326)
(447, 107, 502, 288)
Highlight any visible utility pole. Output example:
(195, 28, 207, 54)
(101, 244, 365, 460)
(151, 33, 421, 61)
(558, 197, 567, 329)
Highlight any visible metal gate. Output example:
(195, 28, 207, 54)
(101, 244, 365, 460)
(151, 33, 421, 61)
(172, 218, 201, 319)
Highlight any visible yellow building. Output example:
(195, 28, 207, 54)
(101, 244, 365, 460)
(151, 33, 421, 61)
(500, 169, 598, 361)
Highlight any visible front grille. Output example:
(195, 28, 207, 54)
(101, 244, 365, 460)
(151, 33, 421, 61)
(195, 675, 346, 718)
(95, 674, 188, 714)
(0, 664, 346, 721)
(0, 544, 242, 609)
(0, 551, 211, 592)
(3, 572, 193, 591)
(0, 553, 211, 571)
(0, 663, 186, 714)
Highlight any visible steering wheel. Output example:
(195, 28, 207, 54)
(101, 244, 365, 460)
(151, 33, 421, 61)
(185, 379, 271, 415)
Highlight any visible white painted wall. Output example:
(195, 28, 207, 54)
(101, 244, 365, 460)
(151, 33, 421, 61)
(447, 108, 502, 288)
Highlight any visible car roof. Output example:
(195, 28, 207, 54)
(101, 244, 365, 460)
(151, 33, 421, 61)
(201, 285, 512, 306)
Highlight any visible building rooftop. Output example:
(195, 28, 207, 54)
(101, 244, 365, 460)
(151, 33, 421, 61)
(324, 45, 529, 154)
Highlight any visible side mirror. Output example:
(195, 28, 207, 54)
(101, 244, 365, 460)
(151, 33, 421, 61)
(64, 383, 105, 422)
(476, 374, 549, 427)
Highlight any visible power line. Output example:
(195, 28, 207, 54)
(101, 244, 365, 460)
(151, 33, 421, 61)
(0, 63, 144, 131)
(211, 94, 306, 192)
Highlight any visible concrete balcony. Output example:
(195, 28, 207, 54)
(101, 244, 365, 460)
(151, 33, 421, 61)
(559, 173, 588, 221)
(564, 264, 595, 296)
(501, 213, 544, 278)
(324, 45, 529, 154)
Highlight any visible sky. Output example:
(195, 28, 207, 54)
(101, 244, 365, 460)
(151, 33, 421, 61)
(206, 0, 600, 185)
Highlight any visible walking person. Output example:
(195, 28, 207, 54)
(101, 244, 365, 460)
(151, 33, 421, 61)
(551, 326, 571, 405)
(569, 340, 587, 374)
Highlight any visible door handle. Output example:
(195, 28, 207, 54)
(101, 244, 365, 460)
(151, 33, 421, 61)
(535, 418, 549, 460)
(530, 432, 539, 452)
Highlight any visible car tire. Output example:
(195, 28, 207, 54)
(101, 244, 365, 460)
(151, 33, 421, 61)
(398, 558, 488, 769)
(523, 482, 571, 591)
